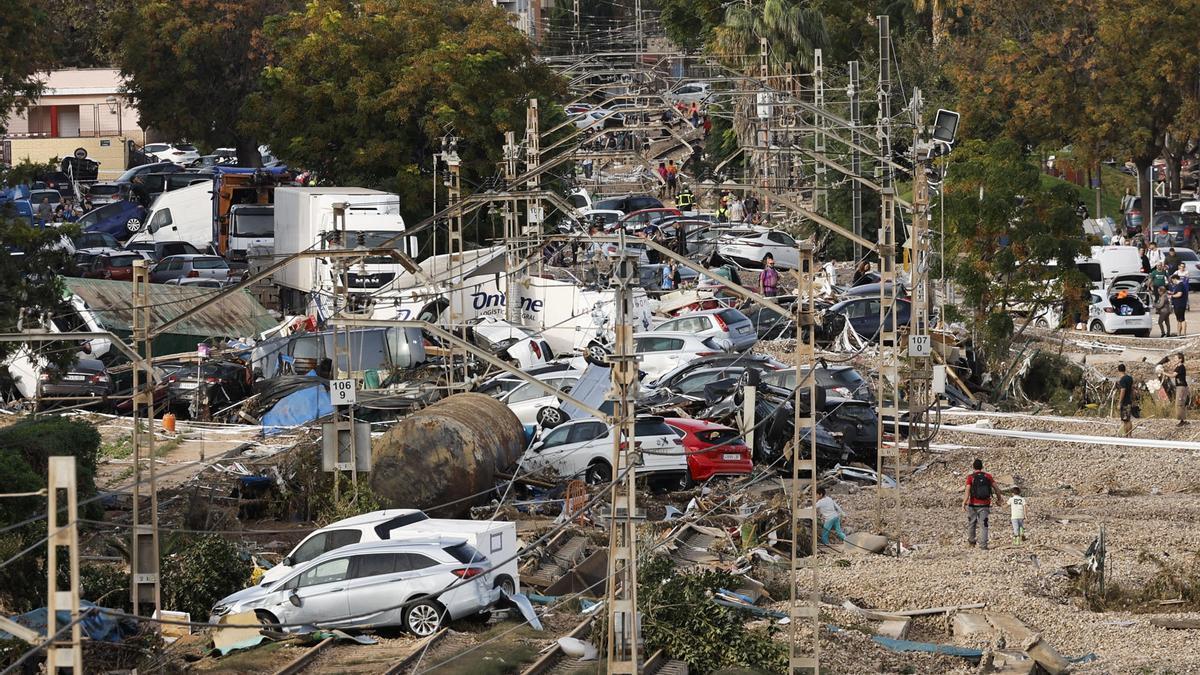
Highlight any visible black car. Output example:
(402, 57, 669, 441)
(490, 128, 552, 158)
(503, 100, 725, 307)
(820, 396, 879, 456)
(592, 194, 663, 213)
(763, 364, 873, 403)
(35, 358, 112, 412)
(824, 297, 913, 341)
(161, 359, 253, 418)
(643, 352, 786, 391)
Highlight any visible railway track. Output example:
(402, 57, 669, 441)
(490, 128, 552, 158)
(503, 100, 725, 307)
(520, 616, 689, 675)
(269, 628, 447, 675)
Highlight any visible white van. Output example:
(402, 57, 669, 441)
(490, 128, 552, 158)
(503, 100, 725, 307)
(1090, 245, 1143, 285)
(226, 204, 273, 263)
(141, 181, 216, 251)
(259, 509, 520, 595)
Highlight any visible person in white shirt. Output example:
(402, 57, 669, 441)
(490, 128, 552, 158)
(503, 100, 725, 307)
(1149, 242, 1165, 269)
(815, 487, 847, 545)
(1008, 486, 1027, 545)
(728, 196, 745, 222)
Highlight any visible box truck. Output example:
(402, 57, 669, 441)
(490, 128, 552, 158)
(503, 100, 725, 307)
(273, 187, 415, 314)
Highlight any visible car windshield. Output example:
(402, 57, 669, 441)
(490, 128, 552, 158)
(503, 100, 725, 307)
(634, 419, 675, 437)
(77, 203, 126, 228)
(444, 541, 487, 565)
(89, 185, 119, 195)
(1175, 250, 1199, 261)
(192, 257, 228, 269)
(232, 208, 274, 236)
(109, 254, 139, 267)
(838, 404, 875, 422)
(696, 428, 741, 445)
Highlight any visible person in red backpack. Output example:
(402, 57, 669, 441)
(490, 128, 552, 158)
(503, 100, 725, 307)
(962, 458, 999, 549)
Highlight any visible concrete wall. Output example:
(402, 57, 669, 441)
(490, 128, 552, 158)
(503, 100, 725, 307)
(5, 137, 129, 178)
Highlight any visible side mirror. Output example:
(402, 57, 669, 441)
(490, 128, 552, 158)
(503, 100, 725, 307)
(282, 556, 292, 567)
(288, 590, 301, 607)
(530, 441, 544, 453)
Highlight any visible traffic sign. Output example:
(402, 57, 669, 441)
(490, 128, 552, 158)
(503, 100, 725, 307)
(330, 379, 357, 405)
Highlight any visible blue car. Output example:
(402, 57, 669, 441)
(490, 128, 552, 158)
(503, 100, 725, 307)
(77, 201, 147, 242)
(0, 199, 34, 227)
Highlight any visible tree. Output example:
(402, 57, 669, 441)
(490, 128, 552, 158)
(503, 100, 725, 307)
(0, 217, 78, 376)
(711, 0, 829, 72)
(0, 0, 48, 134)
(110, 0, 297, 165)
(42, 0, 131, 68)
(249, 0, 562, 218)
(658, 0, 725, 52)
(943, 139, 1087, 362)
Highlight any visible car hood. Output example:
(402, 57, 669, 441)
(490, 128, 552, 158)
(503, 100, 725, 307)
(216, 582, 275, 609)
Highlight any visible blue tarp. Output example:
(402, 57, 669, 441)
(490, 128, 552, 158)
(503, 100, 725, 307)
(261, 383, 333, 434)
(871, 636, 983, 658)
(0, 601, 137, 643)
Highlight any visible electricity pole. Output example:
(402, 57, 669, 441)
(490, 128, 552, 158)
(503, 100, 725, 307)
(330, 203, 358, 499)
(788, 242, 820, 673)
(907, 91, 934, 460)
(130, 259, 160, 620)
(813, 49, 827, 217)
(849, 60, 862, 262)
(503, 131, 522, 324)
(46, 456, 82, 672)
(604, 237, 641, 674)
(442, 136, 466, 387)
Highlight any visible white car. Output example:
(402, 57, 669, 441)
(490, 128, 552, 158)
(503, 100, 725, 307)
(522, 416, 689, 485)
(211, 538, 499, 636)
(258, 509, 519, 595)
(634, 331, 731, 379)
(578, 208, 625, 229)
(1087, 274, 1153, 336)
(668, 82, 713, 104)
(718, 227, 802, 270)
(1168, 247, 1200, 288)
(468, 317, 554, 369)
(652, 308, 758, 352)
(483, 370, 582, 425)
(573, 109, 623, 130)
(142, 142, 200, 165)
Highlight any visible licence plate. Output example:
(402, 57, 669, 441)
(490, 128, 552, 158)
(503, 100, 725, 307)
(63, 375, 85, 381)
(738, 326, 753, 334)
(722, 453, 742, 460)
(177, 381, 199, 390)
(1125, 318, 1141, 325)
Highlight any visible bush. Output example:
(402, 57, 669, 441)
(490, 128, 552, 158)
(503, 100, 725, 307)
(637, 557, 786, 672)
(80, 563, 130, 612)
(0, 416, 102, 518)
(161, 535, 252, 620)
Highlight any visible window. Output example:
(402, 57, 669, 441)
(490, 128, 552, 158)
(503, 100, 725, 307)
(568, 420, 607, 444)
(678, 371, 724, 395)
(507, 382, 544, 404)
(376, 511, 430, 539)
(147, 209, 173, 234)
(298, 558, 350, 588)
(160, 243, 199, 257)
(443, 542, 487, 565)
(352, 554, 398, 578)
(636, 336, 683, 353)
(109, 254, 139, 268)
(717, 309, 747, 325)
(401, 553, 438, 571)
(634, 418, 675, 437)
(696, 428, 741, 445)
(292, 534, 328, 565)
(192, 257, 228, 270)
(327, 330, 389, 373)
(289, 336, 320, 363)
(540, 425, 572, 448)
(144, 144, 168, 153)
(231, 208, 274, 237)
(845, 300, 879, 319)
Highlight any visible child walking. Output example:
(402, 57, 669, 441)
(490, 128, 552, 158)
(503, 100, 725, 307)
(815, 487, 847, 545)
(1009, 487, 1027, 545)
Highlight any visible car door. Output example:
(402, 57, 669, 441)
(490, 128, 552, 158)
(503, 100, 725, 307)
(344, 553, 402, 622)
(524, 424, 574, 474)
(845, 299, 880, 337)
(560, 420, 610, 477)
(635, 336, 683, 376)
(288, 557, 351, 624)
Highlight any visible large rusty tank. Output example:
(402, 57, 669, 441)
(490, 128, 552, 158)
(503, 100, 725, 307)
(369, 393, 526, 516)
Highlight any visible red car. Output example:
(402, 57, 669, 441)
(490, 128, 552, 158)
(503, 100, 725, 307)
(81, 251, 149, 281)
(664, 418, 753, 484)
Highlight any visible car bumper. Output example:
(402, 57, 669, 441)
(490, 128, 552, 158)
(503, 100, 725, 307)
(687, 455, 753, 481)
(37, 384, 110, 399)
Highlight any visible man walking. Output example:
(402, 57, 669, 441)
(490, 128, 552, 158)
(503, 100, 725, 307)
(1170, 274, 1189, 336)
(963, 459, 998, 550)
(1175, 353, 1189, 426)
(760, 253, 780, 297)
(35, 197, 52, 227)
(1117, 363, 1135, 437)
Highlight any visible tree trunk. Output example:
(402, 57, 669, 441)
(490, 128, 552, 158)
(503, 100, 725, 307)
(235, 137, 263, 168)
(1136, 158, 1154, 233)
(1164, 134, 1185, 198)
(931, 1, 945, 45)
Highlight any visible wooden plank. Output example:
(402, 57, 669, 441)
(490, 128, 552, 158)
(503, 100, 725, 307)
(1151, 617, 1200, 629)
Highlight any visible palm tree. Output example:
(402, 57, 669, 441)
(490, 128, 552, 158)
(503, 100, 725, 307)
(711, 0, 829, 73)
(911, 0, 960, 44)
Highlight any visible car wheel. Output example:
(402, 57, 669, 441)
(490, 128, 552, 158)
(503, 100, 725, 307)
(254, 610, 278, 627)
(1088, 320, 1106, 333)
(494, 575, 516, 596)
(1135, 329, 1151, 338)
(536, 406, 565, 429)
(404, 599, 446, 637)
(585, 460, 612, 485)
(584, 342, 610, 366)
(1034, 318, 1049, 329)
(675, 471, 696, 490)
(125, 217, 142, 232)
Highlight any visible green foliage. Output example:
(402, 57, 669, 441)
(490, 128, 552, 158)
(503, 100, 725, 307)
(943, 138, 1087, 360)
(638, 557, 787, 672)
(0, 0, 46, 135)
(41, 0, 130, 68)
(0, 218, 79, 374)
(80, 562, 131, 611)
(249, 0, 562, 219)
(711, 0, 829, 72)
(311, 477, 382, 525)
(542, 0, 618, 57)
(0, 416, 103, 514)
(1, 158, 59, 188)
(658, 0, 725, 51)
(161, 534, 252, 619)
(111, 0, 295, 165)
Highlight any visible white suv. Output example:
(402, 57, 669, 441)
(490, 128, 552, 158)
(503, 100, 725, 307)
(142, 142, 201, 165)
(258, 509, 519, 595)
(633, 332, 731, 379)
(212, 538, 498, 636)
(522, 416, 688, 484)
(718, 227, 801, 270)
